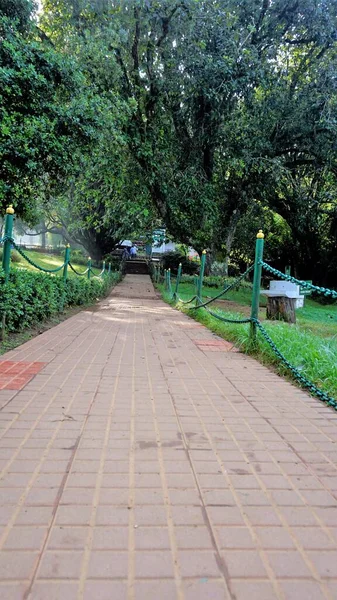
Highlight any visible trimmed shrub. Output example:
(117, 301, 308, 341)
(179, 273, 252, 290)
(0, 268, 121, 333)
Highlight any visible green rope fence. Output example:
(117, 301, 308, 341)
(159, 230, 337, 411)
(0, 205, 112, 283)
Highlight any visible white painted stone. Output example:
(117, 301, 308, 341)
(261, 280, 305, 308)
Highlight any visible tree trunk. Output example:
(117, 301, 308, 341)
(40, 219, 46, 249)
(223, 209, 240, 276)
(266, 296, 296, 324)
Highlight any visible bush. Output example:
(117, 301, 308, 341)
(0, 269, 121, 333)
(0, 248, 22, 263)
(70, 249, 88, 266)
(311, 290, 337, 305)
(160, 251, 199, 275)
(103, 254, 122, 271)
(179, 273, 253, 290)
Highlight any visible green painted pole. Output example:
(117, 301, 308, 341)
(102, 260, 106, 276)
(63, 245, 70, 282)
(250, 230, 264, 341)
(168, 268, 172, 295)
(2, 205, 14, 283)
(108, 262, 111, 275)
(164, 269, 167, 290)
(87, 257, 91, 280)
(173, 263, 182, 301)
(196, 250, 206, 305)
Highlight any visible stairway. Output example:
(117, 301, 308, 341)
(125, 259, 149, 275)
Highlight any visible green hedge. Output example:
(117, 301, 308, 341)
(0, 268, 121, 333)
(179, 273, 253, 290)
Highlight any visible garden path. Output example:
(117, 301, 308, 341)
(0, 275, 337, 600)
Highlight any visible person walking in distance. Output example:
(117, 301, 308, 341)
(130, 244, 137, 259)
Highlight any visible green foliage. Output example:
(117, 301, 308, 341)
(0, 268, 120, 333)
(178, 275, 253, 292)
(312, 291, 337, 306)
(3, 0, 337, 283)
(0, 1, 105, 222)
(102, 254, 122, 271)
(158, 281, 337, 399)
(160, 251, 199, 275)
(0, 248, 22, 263)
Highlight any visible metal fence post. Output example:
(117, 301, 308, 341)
(173, 263, 182, 301)
(2, 205, 14, 283)
(63, 245, 70, 282)
(87, 257, 91, 280)
(196, 250, 206, 305)
(250, 230, 264, 341)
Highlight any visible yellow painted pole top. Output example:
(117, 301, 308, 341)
(257, 230, 264, 239)
(179, 263, 182, 266)
(202, 249, 207, 254)
(6, 205, 14, 215)
(66, 244, 70, 248)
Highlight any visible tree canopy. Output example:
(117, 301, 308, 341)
(2, 0, 337, 281)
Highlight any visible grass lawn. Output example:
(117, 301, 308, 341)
(160, 280, 337, 401)
(13, 249, 103, 277)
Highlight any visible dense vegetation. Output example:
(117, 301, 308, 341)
(1, 0, 337, 284)
(160, 279, 337, 399)
(0, 268, 120, 333)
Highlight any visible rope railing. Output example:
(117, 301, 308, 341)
(12, 241, 66, 273)
(0, 205, 113, 283)
(259, 260, 337, 299)
(68, 263, 89, 276)
(157, 231, 337, 411)
(188, 264, 254, 310)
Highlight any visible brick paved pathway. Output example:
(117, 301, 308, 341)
(1, 275, 337, 600)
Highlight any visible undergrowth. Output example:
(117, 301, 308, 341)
(158, 282, 337, 401)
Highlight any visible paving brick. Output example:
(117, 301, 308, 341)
(87, 550, 129, 578)
(55, 506, 92, 526)
(215, 526, 255, 549)
(0, 584, 28, 600)
(134, 527, 171, 550)
(0, 551, 37, 579)
(183, 580, 229, 600)
(4, 526, 47, 550)
(279, 580, 327, 600)
(0, 273, 335, 599)
(29, 581, 79, 600)
(38, 550, 83, 578)
(178, 550, 222, 577)
(230, 580, 277, 600)
(83, 581, 127, 600)
(267, 551, 312, 577)
(307, 551, 337, 578)
(134, 580, 177, 600)
(135, 551, 174, 578)
(221, 550, 267, 577)
(47, 526, 89, 550)
(134, 505, 167, 526)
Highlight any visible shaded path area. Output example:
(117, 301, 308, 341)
(0, 275, 337, 599)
